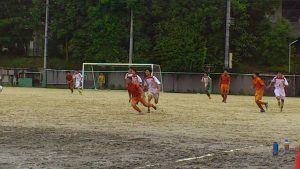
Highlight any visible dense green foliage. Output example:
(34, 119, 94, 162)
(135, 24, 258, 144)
(0, 0, 294, 72)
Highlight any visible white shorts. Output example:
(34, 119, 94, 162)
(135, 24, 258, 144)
(274, 88, 285, 99)
(75, 81, 82, 88)
(149, 92, 159, 101)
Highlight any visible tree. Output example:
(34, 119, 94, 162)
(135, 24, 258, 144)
(0, 0, 33, 56)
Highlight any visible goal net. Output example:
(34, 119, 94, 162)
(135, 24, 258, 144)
(82, 63, 164, 91)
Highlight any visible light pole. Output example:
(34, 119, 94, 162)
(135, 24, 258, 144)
(129, 8, 133, 64)
(288, 40, 298, 73)
(42, 0, 49, 87)
(224, 0, 231, 69)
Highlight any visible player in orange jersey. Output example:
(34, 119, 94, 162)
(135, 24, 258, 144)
(127, 77, 156, 114)
(66, 71, 74, 93)
(219, 69, 231, 103)
(252, 72, 268, 113)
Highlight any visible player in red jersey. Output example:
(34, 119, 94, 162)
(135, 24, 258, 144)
(66, 71, 74, 93)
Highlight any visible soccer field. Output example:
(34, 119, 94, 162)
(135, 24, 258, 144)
(0, 87, 299, 168)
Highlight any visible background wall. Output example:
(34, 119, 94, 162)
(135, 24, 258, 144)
(1, 68, 299, 96)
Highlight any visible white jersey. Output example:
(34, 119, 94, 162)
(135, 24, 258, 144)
(144, 76, 160, 94)
(125, 73, 142, 83)
(271, 76, 288, 89)
(73, 73, 83, 88)
(201, 76, 211, 88)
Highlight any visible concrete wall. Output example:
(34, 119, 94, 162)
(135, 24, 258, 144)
(45, 70, 300, 97)
(1, 68, 299, 97)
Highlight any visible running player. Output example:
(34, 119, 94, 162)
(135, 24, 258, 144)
(127, 77, 156, 114)
(219, 69, 231, 103)
(267, 72, 288, 112)
(252, 72, 268, 112)
(144, 68, 161, 113)
(66, 71, 74, 93)
(131, 67, 142, 85)
(201, 72, 212, 99)
(73, 70, 83, 95)
(125, 67, 143, 102)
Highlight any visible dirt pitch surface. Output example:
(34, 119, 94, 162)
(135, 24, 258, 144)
(0, 87, 299, 169)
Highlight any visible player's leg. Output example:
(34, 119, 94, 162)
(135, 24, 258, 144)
(205, 86, 211, 99)
(255, 100, 264, 110)
(71, 82, 74, 93)
(128, 91, 132, 103)
(280, 89, 286, 112)
(255, 93, 267, 112)
(131, 98, 143, 114)
(280, 98, 284, 112)
(140, 97, 156, 110)
(274, 89, 281, 107)
(153, 93, 159, 104)
(67, 82, 71, 92)
(224, 85, 229, 103)
(276, 97, 281, 107)
(221, 85, 227, 102)
(76, 81, 82, 95)
(147, 93, 153, 113)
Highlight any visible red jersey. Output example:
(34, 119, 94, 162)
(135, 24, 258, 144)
(220, 74, 230, 85)
(66, 74, 73, 82)
(127, 82, 142, 97)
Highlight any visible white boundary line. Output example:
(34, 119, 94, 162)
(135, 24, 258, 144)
(176, 145, 264, 163)
(135, 145, 264, 169)
(176, 153, 214, 163)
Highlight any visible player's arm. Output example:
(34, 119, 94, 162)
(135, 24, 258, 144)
(157, 84, 161, 93)
(138, 86, 144, 95)
(283, 78, 289, 87)
(267, 81, 274, 89)
(137, 75, 143, 86)
(154, 76, 161, 93)
(228, 76, 231, 90)
(127, 88, 132, 102)
(127, 86, 132, 102)
(260, 79, 266, 88)
(267, 78, 275, 88)
(208, 76, 212, 87)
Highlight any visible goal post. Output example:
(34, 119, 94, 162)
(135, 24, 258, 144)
(81, 63, 164, 91)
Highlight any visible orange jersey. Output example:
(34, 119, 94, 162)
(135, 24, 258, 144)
(220, 74, 230, 85)
(253, 77, 265, 91)
(66, 74, 73, 82)
(127, 82, 142, 97)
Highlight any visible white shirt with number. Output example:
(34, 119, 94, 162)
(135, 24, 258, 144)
(271, 76, 288, 97)
(74, 73, 83, 88)
(144, 76, 160, 94)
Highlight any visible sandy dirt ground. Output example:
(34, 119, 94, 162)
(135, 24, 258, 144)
(0, 87, 299, 168)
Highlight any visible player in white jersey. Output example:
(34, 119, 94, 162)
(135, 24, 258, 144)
(73, 70, 83, 95)
(267, 72, 288, 112)
(125, 67, 142, 102)
(201, 72, 212, 99)
(144, 68, 160, 113)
